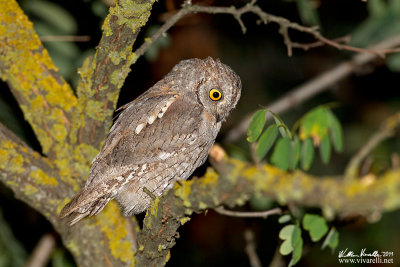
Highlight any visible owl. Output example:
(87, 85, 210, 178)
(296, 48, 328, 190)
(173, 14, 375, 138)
(60, 57, 241, 225)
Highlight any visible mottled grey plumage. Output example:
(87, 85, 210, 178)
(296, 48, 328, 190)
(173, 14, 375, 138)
(60, 57, 241, 224)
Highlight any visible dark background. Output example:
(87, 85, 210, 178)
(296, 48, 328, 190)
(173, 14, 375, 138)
(1, 0, 400, 266)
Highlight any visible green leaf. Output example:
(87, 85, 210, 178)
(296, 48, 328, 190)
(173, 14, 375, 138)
(367, 0, 387, 18)
(296, 0, 320, 26)
(280, 238, 293, 256)
(289, 225, 303, 267)
(249, 195, 273, 211)
(52, 249, 75, 267)
(290, 136, 301, 170)
(224, 144, 250, 162)
(350, 3, 400, 47)
(24, 0, 77, 34)
(322, 228, 339, 253)
(280, 224, 295, 239)
(328, 111, 344, 152)
(279, 224, 295, 255)
(301, 138, 314, 170)
(0, 208, 28, 266)
(256, 124, 279, 159)
(247, 110, 266, 142)
(319, 135, 331, 164)
(303, 214, 329, 242)
(271, 137, 292, 170)
(390, 0, 400, 15)
(91, 1, 109, 17)
(268, 110, 292, 139)
(289, 243, 303, 267)
(299, 107, 329, 143)
(278, 214, 291, 224)
(145, 25, 172, 62)
(291, 225, 302, 248)
(272, 117, 287, 139)
(386, 53, 400, 73)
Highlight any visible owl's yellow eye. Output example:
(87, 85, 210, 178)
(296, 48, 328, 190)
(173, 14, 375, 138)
(209, 89, 222, 101)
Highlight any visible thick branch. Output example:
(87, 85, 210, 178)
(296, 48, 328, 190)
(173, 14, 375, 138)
(0, 123, 74, 218)
(56, 202, 139, 267)
(137, 150, 400, 265)
(2, 1, 399, 267)
(72, 0, 157, 152)
(0, 0, 77, 156)
(0, 124, 132, 267)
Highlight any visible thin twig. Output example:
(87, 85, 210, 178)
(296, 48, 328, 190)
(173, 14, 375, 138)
(224, 35, 400, 143)
(25, 234, 56, 267)
(392, 153, 400, 169)
(344, 111, 400, 181)
(214, 206, 282, 218)
(40, 35, 90, 42)
(291, 35, 351, 51)
(143, 187, 156, 200)
(269, 245, 285, 267)
(244, 229, 262, 267)
(132, 0, 400, 63)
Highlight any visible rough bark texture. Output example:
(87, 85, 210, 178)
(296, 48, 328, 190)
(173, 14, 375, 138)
(1, 0, 400, 266)
(0, 0, 153, 266)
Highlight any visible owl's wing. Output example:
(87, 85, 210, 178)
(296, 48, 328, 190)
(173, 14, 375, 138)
(87, 89, 182, 186)
(60, 88, 213, 224)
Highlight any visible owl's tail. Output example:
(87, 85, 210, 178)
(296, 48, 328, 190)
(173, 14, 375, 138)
(59, 187, 113, 225)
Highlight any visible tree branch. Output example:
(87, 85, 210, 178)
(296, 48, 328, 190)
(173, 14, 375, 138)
(1, 1, 153, 266)
(40, 35, 91, 42)
(214, 206, 282, 218)
(56, 202, 139, 267)
(136, 145, 400, 265)
(224, 35, 400, 143)
(345, 111, 400, 181)
(244, 229, 262, 267)
(0, 0, 77, 157)
(25, 234, 56, 267)
(0, 123, 74, 218)
(72, 0, 157, 153)
(132, 1, 400, 62)
(2, 1, 400, 266)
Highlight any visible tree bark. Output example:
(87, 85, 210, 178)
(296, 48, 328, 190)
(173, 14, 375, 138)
(1, 0, 400, 266)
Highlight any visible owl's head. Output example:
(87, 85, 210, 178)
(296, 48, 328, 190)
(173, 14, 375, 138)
(170, 57, 242, 123)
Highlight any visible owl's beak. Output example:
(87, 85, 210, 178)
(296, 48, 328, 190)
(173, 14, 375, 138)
(214, 106, 222, 122)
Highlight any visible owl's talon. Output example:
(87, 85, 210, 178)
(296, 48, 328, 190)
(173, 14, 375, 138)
(143, 187, 156, 200)
(209, 144, 226, 162)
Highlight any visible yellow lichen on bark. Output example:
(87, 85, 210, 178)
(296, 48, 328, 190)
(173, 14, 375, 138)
(0, 140, 25, 174)
(174, 179, 193, 208)
(95, 201, 135, 265)
(30, 169, 58, 187)
(0, 0, 77, 155)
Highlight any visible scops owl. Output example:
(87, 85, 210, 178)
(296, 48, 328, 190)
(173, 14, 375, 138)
(60, 57, 241, 224)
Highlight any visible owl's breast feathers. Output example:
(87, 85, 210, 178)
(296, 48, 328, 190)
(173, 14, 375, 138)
(60, 91, 218, 224)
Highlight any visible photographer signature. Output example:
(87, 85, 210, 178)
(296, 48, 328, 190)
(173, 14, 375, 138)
(339, 248, 380, 258)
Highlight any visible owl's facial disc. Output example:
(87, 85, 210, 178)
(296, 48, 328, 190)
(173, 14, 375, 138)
(183, 57, 241, 123)
(196, 80, 240, 123)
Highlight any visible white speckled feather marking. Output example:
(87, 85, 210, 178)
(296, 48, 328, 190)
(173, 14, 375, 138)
(135, 95, 178, 135)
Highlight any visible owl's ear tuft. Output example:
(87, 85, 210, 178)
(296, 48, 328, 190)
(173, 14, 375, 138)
(204, 56, 218, 66)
